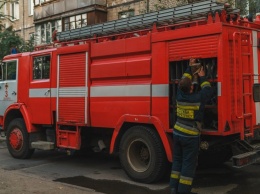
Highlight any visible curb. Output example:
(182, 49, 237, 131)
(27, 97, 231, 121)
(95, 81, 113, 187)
(0, 136, 6, 142)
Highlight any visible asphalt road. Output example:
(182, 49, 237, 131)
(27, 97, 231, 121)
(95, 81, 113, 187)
(0, 137, 260, 194)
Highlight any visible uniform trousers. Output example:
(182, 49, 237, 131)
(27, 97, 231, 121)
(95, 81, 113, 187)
(170, 132, 200, 194)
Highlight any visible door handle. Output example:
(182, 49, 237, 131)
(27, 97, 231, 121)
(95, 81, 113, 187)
(45, 89, 50, 96)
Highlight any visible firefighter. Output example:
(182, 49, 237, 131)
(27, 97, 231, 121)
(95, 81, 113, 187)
(170, 59, 213, 194)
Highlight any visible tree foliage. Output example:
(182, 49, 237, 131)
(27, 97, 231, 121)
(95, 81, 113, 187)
(247, 0, 260, 16)
(0, 1, 34, 61)
(0, 26, 35, 60)
(224, 0, 260, 16)
(20, 34, 35, 53)
(235, 0, 249, 15)
(0, 26, 22, 59)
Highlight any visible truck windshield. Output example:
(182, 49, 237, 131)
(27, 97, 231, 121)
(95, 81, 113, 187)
(0, 61, 17, 81)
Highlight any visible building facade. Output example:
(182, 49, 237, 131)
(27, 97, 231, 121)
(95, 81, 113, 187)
(1, 0, 257, 46)
(33, 0, 107, 45)
(33, 0, 183, 45)
(106, 0, 179, 21)
(1, 0, 34, 41)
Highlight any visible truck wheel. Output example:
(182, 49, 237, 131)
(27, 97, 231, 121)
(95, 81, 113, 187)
(6, 118, 34, 159)
(119, 126, 167, 183)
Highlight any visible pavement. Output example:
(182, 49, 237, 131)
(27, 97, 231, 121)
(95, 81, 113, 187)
(0, 134, 100, 194)
(0, 168, 98, 194)
(0, 134, 6, 150)
(0, 134, 5, 143)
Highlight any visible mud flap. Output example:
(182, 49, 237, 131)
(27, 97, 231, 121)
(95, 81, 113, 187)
(232, 150, 260, 168)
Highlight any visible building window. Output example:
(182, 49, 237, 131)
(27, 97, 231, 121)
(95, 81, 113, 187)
(33, 55, 50, 80)
(35, 20, 61, 45)
(35, 0, 50, 5)
(28, 0, 34, 16)
(63, 13, 87, 31)
(10, 2, 19, 20)
(0, 3, 6, 18)
(118, 10, 134, 19)
(41, 23, 46, 43)
(35, 25, 40, 45)
(29, 32, 35, 41)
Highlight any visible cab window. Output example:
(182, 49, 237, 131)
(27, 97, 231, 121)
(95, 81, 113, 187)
(33, 55, 50, 80)
(0, 61, 17, 80)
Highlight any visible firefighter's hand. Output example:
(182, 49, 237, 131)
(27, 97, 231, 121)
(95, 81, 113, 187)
(198, 66, 205, 77)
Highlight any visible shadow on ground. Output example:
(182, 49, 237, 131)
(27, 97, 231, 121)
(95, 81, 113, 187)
(55, 176, 170, 194)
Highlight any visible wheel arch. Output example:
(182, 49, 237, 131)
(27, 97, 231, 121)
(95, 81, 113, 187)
(110, 115, 173, 162)
(3, 104, 35, 133)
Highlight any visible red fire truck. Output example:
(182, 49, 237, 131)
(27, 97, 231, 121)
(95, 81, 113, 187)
(0, 0, 260, 183)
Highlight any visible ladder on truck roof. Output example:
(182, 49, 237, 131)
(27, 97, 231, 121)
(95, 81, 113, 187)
(56, 0, 239, 42)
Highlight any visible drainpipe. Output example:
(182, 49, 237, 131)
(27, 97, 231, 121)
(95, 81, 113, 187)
(23, 0, 25, 40)
(146, 0, 149, 13)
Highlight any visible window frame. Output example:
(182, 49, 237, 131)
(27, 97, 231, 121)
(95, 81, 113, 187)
(28, 0, 34, 16)
(0, 61, 17, 81)
(35, 0, 40, 5)
(0, 3, 6, 18)
(33, 55, 51, 80)
(10, 1, 19, 21)
(35, 19, 61, 45)
(63, 13, 88, 31)
(35, 0, 50, 5)
(118, 10, 135, 19)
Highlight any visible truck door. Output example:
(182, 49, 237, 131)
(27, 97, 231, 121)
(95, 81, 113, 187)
(28, 55, 52, 124)
(57, 52, 88, 124)
(0, 60, 18, 116)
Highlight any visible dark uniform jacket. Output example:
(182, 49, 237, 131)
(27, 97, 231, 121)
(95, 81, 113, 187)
(174, 67, 213, 136)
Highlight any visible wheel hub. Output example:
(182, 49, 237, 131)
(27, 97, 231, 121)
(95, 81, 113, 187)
(127, 139, 151, 172)
(9, 128, 23, 151)
(140, 147, 149, 161)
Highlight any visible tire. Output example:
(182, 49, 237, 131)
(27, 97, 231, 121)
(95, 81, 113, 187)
(6, 118, 34, 159)
(119, 126, 167, 183)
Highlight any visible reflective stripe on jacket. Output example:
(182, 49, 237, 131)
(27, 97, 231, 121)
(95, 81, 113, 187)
(174, 67, 213, 136)
(176, 101, 200, 120)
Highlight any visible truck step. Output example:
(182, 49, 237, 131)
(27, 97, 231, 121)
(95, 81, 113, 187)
(245, 133, 253, 137)
(232, 151, 259, 168)
(31, 141, 55, 150)
(251, 143, 260, 150)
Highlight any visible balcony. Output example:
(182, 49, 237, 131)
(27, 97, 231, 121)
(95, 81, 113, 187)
(34, 0, 107, 23)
